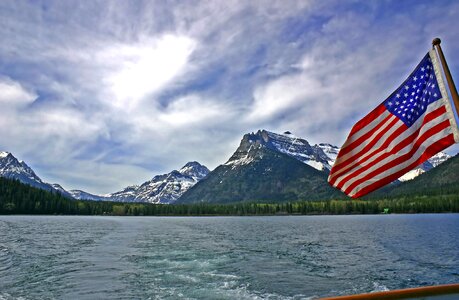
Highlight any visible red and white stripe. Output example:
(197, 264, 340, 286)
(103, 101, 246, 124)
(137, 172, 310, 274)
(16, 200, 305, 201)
(328, 51, 459, 198)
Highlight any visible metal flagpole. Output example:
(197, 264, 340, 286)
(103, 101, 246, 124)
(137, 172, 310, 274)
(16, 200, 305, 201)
(432, 38, 459, 116)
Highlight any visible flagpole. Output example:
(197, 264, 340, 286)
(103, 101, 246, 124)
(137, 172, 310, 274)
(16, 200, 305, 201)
(432, 38, 459, 115)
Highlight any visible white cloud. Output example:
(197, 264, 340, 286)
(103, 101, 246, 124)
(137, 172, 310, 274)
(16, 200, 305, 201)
(0, 77, 37, 107)
(101, 35, 197, 110)
(248, 72, 321, 122)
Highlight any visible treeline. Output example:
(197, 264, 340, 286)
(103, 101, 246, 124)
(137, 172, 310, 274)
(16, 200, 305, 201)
(1, 177, 459, 216)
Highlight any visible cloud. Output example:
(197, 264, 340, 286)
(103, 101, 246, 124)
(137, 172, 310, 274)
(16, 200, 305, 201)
(248, 72, 321, 122)
(1, 0, 459, 194)
(100, 35, 197, 110)
(0, 77, 37, 108)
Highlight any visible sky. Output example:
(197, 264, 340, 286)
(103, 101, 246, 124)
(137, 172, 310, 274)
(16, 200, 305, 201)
(1, 0, 459, 194)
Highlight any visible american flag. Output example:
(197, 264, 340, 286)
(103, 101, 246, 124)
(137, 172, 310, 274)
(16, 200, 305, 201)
(328, 50, 459, 198)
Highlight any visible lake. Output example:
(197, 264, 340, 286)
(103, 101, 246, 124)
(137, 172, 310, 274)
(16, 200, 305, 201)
(0, 215, 458, 299)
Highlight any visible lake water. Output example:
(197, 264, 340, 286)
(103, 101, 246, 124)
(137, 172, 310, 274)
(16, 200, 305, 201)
(0, 215, 458, 299)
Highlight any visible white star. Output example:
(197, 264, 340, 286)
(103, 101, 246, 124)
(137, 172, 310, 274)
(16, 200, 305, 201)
(431, 83, 436, 88)
(396, 101, 400, 105)
(405, 85, 409, 90)
(421, 67, 425, 72)
(388, 101, 393, 106)
(404, 93, 409, 98)
(413, 76, 418, 81)
(403, 100, 407, 104)
(396, 94, 400, 98)
(434, 93, 438, 97)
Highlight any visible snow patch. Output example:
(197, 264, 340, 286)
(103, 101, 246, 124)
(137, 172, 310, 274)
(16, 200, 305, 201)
(305, 160, 326, 171)
(398, 169, 425, 182)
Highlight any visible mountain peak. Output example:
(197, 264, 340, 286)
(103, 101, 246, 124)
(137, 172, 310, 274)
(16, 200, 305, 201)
(106, 161, 210, 204)
(0, 151, 11, 158)
(179, 161, 210, 180)
(227, 129, 333, 171)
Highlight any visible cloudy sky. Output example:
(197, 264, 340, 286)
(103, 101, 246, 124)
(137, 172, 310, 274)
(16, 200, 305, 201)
(1, 0, 459, 194)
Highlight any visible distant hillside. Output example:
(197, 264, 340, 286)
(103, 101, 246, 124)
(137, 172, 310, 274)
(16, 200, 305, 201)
(371, 154, 459, 198)
(0, 177, 75, 214)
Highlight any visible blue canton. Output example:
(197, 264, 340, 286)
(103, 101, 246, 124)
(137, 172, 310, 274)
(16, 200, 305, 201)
(383, 53, 442, 127)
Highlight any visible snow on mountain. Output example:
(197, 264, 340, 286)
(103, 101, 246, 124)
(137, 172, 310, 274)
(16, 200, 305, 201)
(51, 183, 68, 194)
(108, 162, 210, 204)
(428, 152, 451, 168)
(223, 130, 451, 183)
(317, 143, 339, 166)
(398, 152, 451, 182)
(0, 152, 43, 185)
(226, 130, 334, 171)
(68, 190, 109, 201)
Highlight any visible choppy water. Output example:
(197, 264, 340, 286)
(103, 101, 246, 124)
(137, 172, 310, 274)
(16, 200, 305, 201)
(0, 215, 458, 299)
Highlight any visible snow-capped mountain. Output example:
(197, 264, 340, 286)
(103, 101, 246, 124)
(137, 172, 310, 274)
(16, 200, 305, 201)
(398, 152, 452, 181)
(0, 151, 72, 197)
(68, 190, 109, 201)
(220, 130, 451, 182)
(179, 130, 342, 204)
(225, 130, 333, 171)
(316, 143, 340, 166)
(0, 151, 210, 203)
(0, 151, 46, 188)
(108, 162, 210, 204)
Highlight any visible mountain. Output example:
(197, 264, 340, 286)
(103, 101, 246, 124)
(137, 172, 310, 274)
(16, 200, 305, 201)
(0, 151, 72, 198)
(107, 161, 210, 204)
(0, 151, 49, 190)
(178, 130, 342, 204)
(68, 190, 109, 201)
(378, 153, 459, 197)
(317, 143, 340, 166)
(0, 151, 209, 204)
(227, 130, 333, 171)
(396, 152, 451, 181)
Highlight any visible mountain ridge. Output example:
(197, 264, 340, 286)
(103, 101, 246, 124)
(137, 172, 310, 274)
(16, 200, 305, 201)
(0, 129, 453, 204)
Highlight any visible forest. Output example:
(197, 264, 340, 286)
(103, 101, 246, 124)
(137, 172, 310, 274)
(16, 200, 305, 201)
(1, 177, 458, 216)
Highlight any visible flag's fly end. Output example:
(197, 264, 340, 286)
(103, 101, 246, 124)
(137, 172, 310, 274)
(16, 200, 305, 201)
(328, 40, 459, 198)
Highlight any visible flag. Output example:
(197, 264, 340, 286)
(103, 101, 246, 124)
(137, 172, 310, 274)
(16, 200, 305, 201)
(328, 49, 459, 198)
